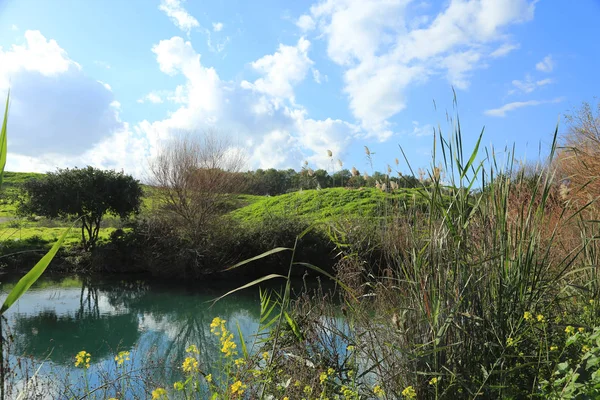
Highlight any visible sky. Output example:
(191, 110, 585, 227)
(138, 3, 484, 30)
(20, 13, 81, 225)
(0, 0, 598, 180)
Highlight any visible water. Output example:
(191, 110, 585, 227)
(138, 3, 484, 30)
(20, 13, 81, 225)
(0, 274, 272, 398)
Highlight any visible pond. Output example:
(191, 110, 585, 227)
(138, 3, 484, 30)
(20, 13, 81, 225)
(0, 274, 278, 398)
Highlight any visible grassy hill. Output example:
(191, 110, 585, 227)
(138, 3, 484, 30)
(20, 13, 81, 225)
(230, 186, 426, 225)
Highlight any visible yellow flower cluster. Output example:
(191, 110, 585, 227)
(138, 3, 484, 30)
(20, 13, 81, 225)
(206, 374, 212, 383)
(320, 367, 336, 384)
(565, 326, 575, 335)
(151, 387, 167, 399)
(186, 344, 199, 354)
(210, 317, 237, 357)
(114, 350, 130, 366)
(506, 337, 515, 347)
(373, 384, 385, 397)
(75, 350, 91, 369)
(524, 311, 533, 321)
(429, 377, 439, 385)
(230, 380, 247, 396)
(402, 385, 417, 399)
(182, 356, 199, 374)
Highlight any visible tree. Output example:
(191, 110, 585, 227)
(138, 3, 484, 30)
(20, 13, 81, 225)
(149, 132, 245, 242)
(19, 167, 143, 250)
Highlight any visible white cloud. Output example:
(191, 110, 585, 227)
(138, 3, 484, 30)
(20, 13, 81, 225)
(0, 30, 121, 159)
(138, 92, 164, 104)
(510, 74, 553, 94)
(138, 35, 358, 172)
(159, 0, 199, 35)
(11, 24, 18, 31)
(296, 14, 315, 31)
(536, 55, 554, 72)
(212, 22, 224, 32)
(311, 68, 325, 84)
(484, 97, 564, 117)
(97, 80, 112, 91)
(308, 0, 537, 137)
(241, 37, 313, 104)
(490, 42, 520, 58)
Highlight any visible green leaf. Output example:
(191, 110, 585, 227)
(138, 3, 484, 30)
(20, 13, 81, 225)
(460, 127, 484, 180)
(0, 90, 9, 187)
(236, 322, 248, 359)
(225, 247, 291, 271)
(284, 311, 303, 341)
(210, 274, 287, 304)
(1, 225, 71, 314)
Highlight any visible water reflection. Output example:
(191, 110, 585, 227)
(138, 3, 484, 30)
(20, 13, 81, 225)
(1, 274, 268, 396)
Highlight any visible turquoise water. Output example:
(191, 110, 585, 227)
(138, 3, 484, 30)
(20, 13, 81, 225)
(0, 274, 271, 398)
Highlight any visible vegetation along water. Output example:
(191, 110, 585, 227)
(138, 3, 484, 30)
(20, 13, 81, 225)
(1, 92, 600, 398)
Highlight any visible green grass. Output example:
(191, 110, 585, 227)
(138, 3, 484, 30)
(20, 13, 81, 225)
(230, 187, 426, 225)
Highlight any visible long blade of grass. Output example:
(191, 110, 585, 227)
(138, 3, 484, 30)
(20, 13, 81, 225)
(0, 91, 9, 187)
(293, 262, 357, 301)
(225, 247, 291, 271)
(1, 225, 71, 314)
(460, 127, 484, 180)
(210, 274, 287, 304)
(236, 322, 248, 358)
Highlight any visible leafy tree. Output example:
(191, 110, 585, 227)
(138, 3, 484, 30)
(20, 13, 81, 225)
(19, 167, 143, 250)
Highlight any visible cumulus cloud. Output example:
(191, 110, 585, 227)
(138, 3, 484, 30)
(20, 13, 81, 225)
(212, 22, 224, 32)
(536, 55, 554, 72)
(296, 14, 315, 31)
(159, 0, 199, 35)
(305, 0, 537, 138)
(484, 97, 564, 117)
(241, 37, 313, 105)
(0, 30, 122, 158)
(137, 35, 358, 171)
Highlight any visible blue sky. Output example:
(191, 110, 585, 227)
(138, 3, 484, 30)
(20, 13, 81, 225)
(0, 0, 598, 179)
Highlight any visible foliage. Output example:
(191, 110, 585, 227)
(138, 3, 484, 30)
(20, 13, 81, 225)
(18, 166, 142, 250)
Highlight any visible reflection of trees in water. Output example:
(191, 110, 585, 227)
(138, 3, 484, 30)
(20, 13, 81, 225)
(100, 279, 264, 383)
(11, 278, 140, 365)
(11, 277, 266, 383)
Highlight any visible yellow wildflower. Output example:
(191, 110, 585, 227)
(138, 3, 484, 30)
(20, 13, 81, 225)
(262, 351, 269, 360)
(294, 380, 301, 387)
(373, 384, 385, 397)
(185, 344, 199, 354)
(173, 381, 184, 391)
(75, 350, 91, 369)
(429, 377, 439, 385)
(583, 345, 591, 353)
(303, 385, 313, 395)
(230, 380, 247, 396)
(402, 385, 417, 399)
(506, 337, 515, 347)
(524, 311, 533, 321)
(327, 367, 335, 375)
(550, 346, 558, 351)
(346, 345, 355, 352)
(565, 326, 575, 335)
(320, 372, 328, 384)
(205, 374, 212, 383)
(283, 397, 289, 400)
(151, 388, 167, 400)
(537, 314, 545, 323)
(220, 332, 237, 357)
(182, 357, 199, 374)
(579, 327, 585, 333)
(234, 358, 246, 366)
(114, 351, 130, 366)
